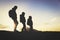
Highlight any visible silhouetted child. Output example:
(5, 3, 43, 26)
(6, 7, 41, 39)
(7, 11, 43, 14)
(9, 6, 18, 31)
(20, 12, 26, 31)
(27, 16, 33, 31)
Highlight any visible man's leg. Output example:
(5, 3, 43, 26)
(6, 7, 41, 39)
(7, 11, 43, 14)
(30, 25, 33, 31)
(22, 23, 26, 31)
(14, 20, 18, 31)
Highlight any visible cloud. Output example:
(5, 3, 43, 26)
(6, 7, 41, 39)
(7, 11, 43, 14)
(0, 24, 8, 29)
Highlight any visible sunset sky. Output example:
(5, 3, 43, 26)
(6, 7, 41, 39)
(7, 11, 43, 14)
(0, 0, 60, 32)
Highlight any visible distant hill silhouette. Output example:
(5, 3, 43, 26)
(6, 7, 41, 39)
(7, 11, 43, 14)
(0, 29, 60, 40)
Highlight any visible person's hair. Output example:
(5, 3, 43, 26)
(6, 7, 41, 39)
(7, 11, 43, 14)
(29, 16, 32, 19)
(14, 6, 17, 9)
(22, 12, 25, 15)
(12, 6, 17, 10)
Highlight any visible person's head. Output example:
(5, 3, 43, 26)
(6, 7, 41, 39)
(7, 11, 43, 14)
(12, 6, 17, 10)
(22, 12, 25, 16)
(29, 16, 32, 19)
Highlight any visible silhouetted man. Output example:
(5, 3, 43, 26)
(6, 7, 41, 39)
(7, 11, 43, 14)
(27, 16, 33, 31)
(20, 12, 26, 31)
(9, 6, 18, 31)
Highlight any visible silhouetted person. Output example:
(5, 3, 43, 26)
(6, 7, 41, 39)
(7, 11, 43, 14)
(27, 16, 33, 31)
(20, 12, 26, 31)
(9, 6, 18, 31)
